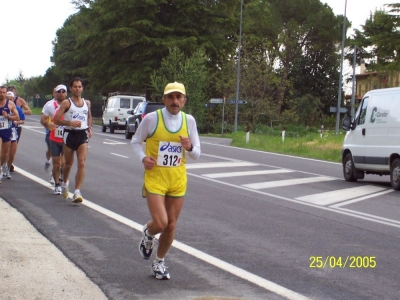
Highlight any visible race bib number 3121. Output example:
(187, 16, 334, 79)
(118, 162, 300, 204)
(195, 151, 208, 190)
(157, 141, 183, 167)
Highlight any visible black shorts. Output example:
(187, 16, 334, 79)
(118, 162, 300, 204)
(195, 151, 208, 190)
(63, 130, 88, 151)
(16, 126, 22, 143)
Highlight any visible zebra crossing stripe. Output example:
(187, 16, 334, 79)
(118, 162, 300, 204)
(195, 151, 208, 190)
(242, 176, 336, 189)
(186, 162, 258, 169)
(203, 169, 293, 179)
(295, 185, 388, 206)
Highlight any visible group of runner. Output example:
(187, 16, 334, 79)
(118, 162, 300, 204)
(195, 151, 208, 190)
(0, 85, 31, 181)
(40, 78, 93, 202)
(0, 77, 92, 205)
(3, 79, 203, 281)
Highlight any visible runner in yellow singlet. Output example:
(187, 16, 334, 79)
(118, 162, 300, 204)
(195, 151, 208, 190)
(131, 82, 201, 280)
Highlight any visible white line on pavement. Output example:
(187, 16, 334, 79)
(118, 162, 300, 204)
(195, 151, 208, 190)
(203, 169, 293, 179)
(243, 176, 336, 189)
(186, 161, 258, 169)
(110, 153, 129, 158)
(13, 165, 309, 300)
(296, 185, 389, 206)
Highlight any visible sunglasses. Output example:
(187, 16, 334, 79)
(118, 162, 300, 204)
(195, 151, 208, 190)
(57, 90, 66, 93)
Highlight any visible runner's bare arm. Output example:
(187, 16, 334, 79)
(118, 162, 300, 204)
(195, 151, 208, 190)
(86, 100, 93, 138)
(18, 97, 32, 115)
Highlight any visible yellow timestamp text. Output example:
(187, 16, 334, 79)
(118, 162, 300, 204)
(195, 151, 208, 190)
(309, 256, 376, 269)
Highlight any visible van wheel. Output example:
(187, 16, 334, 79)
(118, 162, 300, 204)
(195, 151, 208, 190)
(343, 153, 357, 182)
(109, 121, 115, 133)
(125, 123, 132, 139)
(101, 123, 106, 132)
(390, 158, 400, 190)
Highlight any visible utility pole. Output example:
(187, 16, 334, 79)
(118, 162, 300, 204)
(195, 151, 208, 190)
(234, 0, 243, 132)
(335, 0, 347, 134)
(351, 45, 357, 118)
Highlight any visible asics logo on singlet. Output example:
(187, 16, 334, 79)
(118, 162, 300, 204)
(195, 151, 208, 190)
(72, 113, 86, 121)
(160, 142, 182, 153)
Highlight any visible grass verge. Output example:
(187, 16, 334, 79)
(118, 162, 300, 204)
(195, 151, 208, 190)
(220, 131, 345, 163)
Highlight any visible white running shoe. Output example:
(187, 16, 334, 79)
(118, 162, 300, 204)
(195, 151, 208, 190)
(49, 175, 55, 185)
(151, 260, 170, 280)
(139, 224, 154, 260)
(61, 182, 69, 199)
(54, 184, 62, 195)
(6, 169, 11, 179)
(72, 191, 83, 203)
(2, 164, 7, 177)
(44, 161, 51, 173)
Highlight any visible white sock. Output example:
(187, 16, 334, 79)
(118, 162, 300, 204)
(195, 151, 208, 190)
(154, 256, 164, 262)
(74, 189, 80, 194)
(46, 159, 51, 164)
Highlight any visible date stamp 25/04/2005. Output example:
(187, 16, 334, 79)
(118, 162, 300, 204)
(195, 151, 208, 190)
(309, 256, 376, 269)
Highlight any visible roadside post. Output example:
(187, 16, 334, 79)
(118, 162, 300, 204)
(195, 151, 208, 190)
(282, 126, 286, 142)
(246, 125, 250, 143)
(222, 96, 225, 134)
(209, 98, 224, 134)
(35, 93, 40, 108)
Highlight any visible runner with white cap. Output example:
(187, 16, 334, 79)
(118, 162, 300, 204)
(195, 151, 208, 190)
(41, 84, 67, 194)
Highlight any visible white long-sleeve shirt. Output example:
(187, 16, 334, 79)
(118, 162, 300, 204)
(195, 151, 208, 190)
(131, 107, 201, 162)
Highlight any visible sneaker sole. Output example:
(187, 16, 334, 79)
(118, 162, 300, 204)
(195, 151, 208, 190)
(151, 270, 170, 280)
(72, 196, 83, 203)
(139, 242, 152, 260)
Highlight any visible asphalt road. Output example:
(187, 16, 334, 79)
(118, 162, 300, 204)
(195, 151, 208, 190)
(2, 115, 399, 300)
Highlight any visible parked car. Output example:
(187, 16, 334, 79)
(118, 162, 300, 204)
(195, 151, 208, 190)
(125, 102, 165, 139)
(342, 87, 400, 190)
(101, 94, 146, 133)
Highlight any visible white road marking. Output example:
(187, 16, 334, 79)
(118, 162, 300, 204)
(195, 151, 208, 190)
(203, 169, 293, 178)
(103, 139, 127, 145)
(200, 153, 243, 162)
(186, 162, 258, 169)
(13, 165, 309, 300)
(187, 173, 400, 228)
(243, 176, 336, 189)
(296, 186, 389, 206)
(111, 153, 129, 158)
(329, 189, 394, 208)
(333, 207, 400, 225)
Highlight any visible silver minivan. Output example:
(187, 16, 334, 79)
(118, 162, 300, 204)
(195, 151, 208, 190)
(101, 94, 145, 133)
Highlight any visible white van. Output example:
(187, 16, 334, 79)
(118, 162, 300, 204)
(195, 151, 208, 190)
(342, 87, 400, 190)
(101, 94, 146, 133)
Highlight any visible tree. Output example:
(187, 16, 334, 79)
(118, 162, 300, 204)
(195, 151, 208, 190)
(150, 46, 209, 132)
(244, 0, 343, 115)
(50, 0, 239, 94)
(347, 4, 400, 72)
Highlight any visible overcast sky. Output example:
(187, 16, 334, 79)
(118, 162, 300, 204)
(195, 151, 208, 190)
(1, 0, 398, 85)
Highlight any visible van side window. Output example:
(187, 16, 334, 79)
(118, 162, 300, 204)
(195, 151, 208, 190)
(120, 98, 130, 109)
(358, 97, 369, 125)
